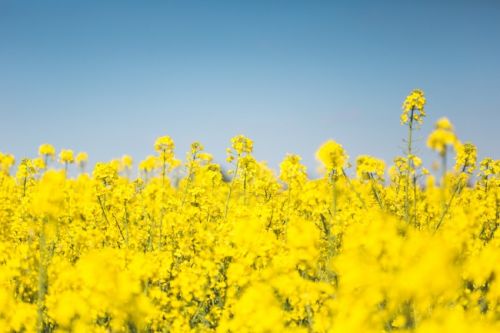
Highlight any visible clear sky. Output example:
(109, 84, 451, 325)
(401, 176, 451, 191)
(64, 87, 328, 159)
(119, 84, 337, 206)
(1, 0, 499, 175)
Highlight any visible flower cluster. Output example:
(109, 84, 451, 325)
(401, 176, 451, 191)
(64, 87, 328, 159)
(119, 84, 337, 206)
(401, 89, 426, 125)
(427, 117, 460, 155)
(315, 140, 348, 175)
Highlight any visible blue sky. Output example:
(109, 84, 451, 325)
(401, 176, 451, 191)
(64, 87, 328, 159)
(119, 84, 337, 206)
(1, 0, 499, 175)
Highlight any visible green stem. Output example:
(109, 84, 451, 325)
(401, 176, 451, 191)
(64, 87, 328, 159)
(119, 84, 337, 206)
(440, 149, 448, 221)
(413, 174, 418, 226)
(405, 107, 415, 223)
(368, 173, 384, 209)
(441, 148, 447, 187)
(161, 151, 167, 185)
(330, 171, 337, 222)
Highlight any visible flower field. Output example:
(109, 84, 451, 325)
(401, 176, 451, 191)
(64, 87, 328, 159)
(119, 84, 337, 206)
(0, 90, 499, 332)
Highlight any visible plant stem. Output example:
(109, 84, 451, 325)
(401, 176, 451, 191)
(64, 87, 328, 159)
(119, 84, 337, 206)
(330, 170, 337, 222)
(405, 107, 415, 223)
(368, 173, 384, 209)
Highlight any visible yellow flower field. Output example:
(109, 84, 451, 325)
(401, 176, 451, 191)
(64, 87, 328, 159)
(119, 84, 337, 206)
(0, 90, 499, 332)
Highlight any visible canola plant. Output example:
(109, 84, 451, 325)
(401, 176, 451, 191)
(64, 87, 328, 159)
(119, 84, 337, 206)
(0, 90, 499, 332)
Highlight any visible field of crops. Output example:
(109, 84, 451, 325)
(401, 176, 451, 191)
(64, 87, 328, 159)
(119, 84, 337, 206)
(0, 90, 498, 332)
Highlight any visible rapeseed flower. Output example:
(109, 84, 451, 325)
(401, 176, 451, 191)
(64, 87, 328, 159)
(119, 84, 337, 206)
(315, 139, 348, 173)
(401, 89, 426, 125)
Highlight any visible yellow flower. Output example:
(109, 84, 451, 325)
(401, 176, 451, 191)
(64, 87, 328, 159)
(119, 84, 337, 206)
(139, 155, 157, 173)
(190, 141, 204, 154)
(92, 162, 119, 186)
(401, 89, 426, 125)
(121, 154, 133, 169)
(279, 154, 307, 186)
(75, 152, 88, 167)
(356, 155, 385, 180)
(455, 143, 477, 173)
(33, 157, 46, 170)
(436, 117, 453, 131)
(479, 157, 500, 178)
(154, 135, 175, 153)
(427, 117, 459, 155)
(315, 139, 348, 173)
(59, 149, 74, 164)
(0, 152, 15, 173)
(38, 143, 56, 158)
(230, 135, 253, 156)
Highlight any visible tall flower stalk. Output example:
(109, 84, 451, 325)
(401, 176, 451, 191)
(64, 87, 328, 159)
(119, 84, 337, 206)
(427, 117, 459, 227)
(401, 89, 426, 223)
(316, 140, 348, 222)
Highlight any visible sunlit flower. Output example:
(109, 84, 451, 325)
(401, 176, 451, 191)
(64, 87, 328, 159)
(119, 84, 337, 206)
(401, 89, 426, 125)
(315, 139, 348, 173)
(59, 149, 74, 164)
